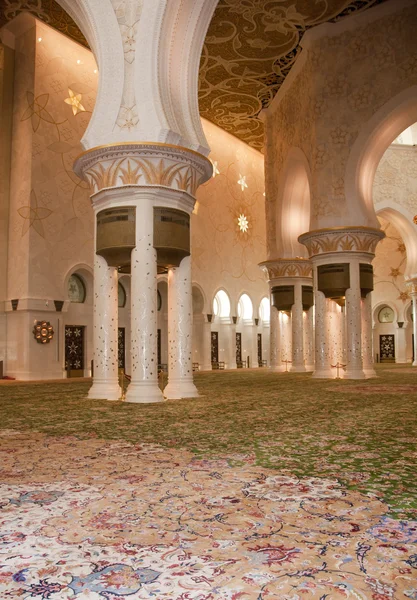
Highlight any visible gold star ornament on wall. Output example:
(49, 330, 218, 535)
(238, 213, 249, 233)
(64, 88, 86, 115)
(237, 174, 248, 191)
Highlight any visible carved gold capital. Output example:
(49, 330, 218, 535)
(259, 258, 313, 281)
(298, 227, 385, 258)
(74, 142, 212, 197)
(405, 278, 417, 296)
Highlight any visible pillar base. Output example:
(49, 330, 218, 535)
(88, 379, 121, 401)
(413, 361, 417, 367)
(270, 365, 286, 372)
(290, 364, 306, 373)
(164, 378, 199, 399)
(344, 369, 366, 380)
(305, 364, 315, 372)
(125, 381, 164, 403)
(363, 367, 377, 378)
(312, 369, 334, 379)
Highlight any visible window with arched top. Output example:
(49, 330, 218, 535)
(378, 306, 394, 323)
(213, 290, 231, 318)
(260, 297, 270, 322)
(238, 293, 253, 320)
(118, 283, 126, 308)
(68, 274, 86, 303)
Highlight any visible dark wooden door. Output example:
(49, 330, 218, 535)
(257, 333, 262, 363)
(118, 327, 125, 370)
(236, 332, 242, 363)
(211, 331, 219, 363)
(380, 334, 395, 362)
(65, 325, 84, 377)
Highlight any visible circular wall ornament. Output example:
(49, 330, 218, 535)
(33, 321, 54, 344)
(378, 306, 394, 323)
(68, 274, 86, 303)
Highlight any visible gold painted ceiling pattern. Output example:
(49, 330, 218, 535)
(1, 0, 388, 150)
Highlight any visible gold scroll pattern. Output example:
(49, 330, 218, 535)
(84, 157, 202, 195)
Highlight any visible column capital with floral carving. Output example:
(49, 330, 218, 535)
(298, 226, 385, 259)
(259, 258, 312, 285)
(74, 142, 212, 200)
(405, 277, 417, 296)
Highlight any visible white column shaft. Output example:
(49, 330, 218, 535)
(312, 280, 333, 378)
(125, 202, 163, 403)
(291, 281, 305, 372)
(270, 306, 284, 372)
(164, 256, 199, 399)
(413, 295, 417, 366)
(202, 321, 212, 370)
(345, 260, 365, 379)
(88, 254, 121, 400)
(362, 293, 376, 377)
(305, 306, 314, 370)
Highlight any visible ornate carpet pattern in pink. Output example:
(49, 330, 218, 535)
(1, 430, 417, 599)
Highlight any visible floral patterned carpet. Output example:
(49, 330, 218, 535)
(1, 365, 417, 599)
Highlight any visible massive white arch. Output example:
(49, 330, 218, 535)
(345, 86, 417, 228)
(276, 147, 311, 258)
(55, 0, 218, 152)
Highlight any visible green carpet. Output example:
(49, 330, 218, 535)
(1, 364, 416, 519)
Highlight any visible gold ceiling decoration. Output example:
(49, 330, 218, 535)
(1, 0, 387, 151)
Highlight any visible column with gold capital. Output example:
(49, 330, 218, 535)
(406, 279, 417, 366)
(299, 226, 384, 380)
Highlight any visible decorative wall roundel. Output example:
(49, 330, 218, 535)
(33, 321, 54, 344)
(378, 306, 394, 323)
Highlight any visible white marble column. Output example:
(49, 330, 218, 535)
(412, 294, 417, 366)
(125, 202, 163, 403)
(396, 325, 407, 364)
(164, 256, 199, 399)
(345, 259, 365, 379)
(305, 306, 314, 371)
(202, 319, 212, 370)
(270, 305, 283, 371)
(229, 322, 238, 369)
(291, 281, 305, 372)
(88, 254, 121, 400)
(313, 283, 333, 379)
(362, 293, 376, 377)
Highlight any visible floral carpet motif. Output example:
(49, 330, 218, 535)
(1, 366, 417, 597)
(1, 431, 417, 599)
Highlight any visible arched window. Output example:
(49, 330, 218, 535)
(157, 290, 162, 311)
(118, 283, 126, 308)
(238, 293, 253, 320)
(378, 306, 394, 323)
(260, 297, 270, 322)
(213, 290, 231, 318)
(68, 274, 86, 303)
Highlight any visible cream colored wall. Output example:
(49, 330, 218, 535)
(374, 146, 417, 220)
(193, 119, 268, 316)
(372, 218, 412, 362)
